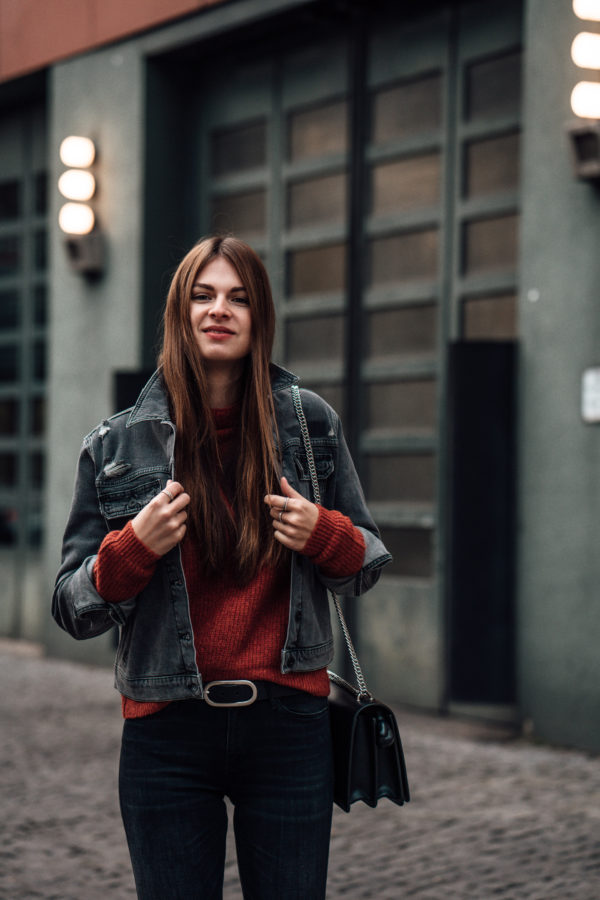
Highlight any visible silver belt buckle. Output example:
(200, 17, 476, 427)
(204, 679, 258, 707)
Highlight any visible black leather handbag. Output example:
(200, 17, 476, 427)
(291, 385, 410, 812)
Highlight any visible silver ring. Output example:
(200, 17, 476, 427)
(283, 498, 289, 512)
(162, 488, 174, 502)
(279, 510, 284, 523)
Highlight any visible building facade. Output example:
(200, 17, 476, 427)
(1, 0, 599, 751)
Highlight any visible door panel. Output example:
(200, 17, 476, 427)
(194, 0, 522, 710)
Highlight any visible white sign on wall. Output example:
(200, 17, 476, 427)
(582, 368, 600, 423)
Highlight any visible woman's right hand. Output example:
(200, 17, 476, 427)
(131, 479, 190, 557)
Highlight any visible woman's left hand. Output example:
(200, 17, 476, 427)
(264, 476, 319, 551)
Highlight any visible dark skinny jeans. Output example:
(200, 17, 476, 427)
(119, 692, 333, 899)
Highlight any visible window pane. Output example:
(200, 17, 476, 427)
(288, 100, 348, 162)
(0, 236, 20, 277)
(371, 153, 440, 215)
(463, 215, 518, 276)
(372, 75, 442, 144)
(367, 454, 436, 503)
(287, 173, 347, 228)
(370, 230, 438, 286)
(33, 340, 46, 380)
(286, 315, 344, 364)
(33, 285, 46, 327)
(0, 181, 20, 220)
(0, 507, 17, 545)
(288, 244, 346, 295)
(30, 396, 45, 436)
(34, 230, 47, 271)
(210, 190, 266, 235)
(0, 346, 18, 382)
(463, 294, 517, 340)
(367, 305, 437, 359)
(0, 452, 17, 487)
(466, 51, 522, 122)
(465, 132, 520, 198)
(366, 380, 437, 431)
(0, 399, 18, 435)
(0, 290, 20, 329)
(30, 451, 44, 489)
(211, 120, 267, 177)
(379, 526, 433, 578)
(35, 172, 47, 215)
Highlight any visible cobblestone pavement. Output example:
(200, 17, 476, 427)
(1, 640, 599, 899)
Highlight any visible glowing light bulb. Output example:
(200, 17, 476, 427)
(573, 0, 600, 21)
(571, 32, 600, 68)
(58, 170, 96, 201)
(58, 203, 95, 235)
(571, 81, 600, 117)
(59, 136, 96, 168)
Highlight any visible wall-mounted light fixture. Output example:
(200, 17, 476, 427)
(58, 136, 104, 278)
(573, 0, 600, 21)
(568, 0, 600, 181)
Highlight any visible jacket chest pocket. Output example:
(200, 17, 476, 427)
(97, 473, 163, 521)
(294, 450, 334, 492)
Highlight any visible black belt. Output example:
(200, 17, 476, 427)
(202, 679, 303, 708)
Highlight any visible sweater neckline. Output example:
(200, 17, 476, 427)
(211, 403, 240, 431)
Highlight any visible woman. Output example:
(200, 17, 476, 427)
(53, 236, 391, 900)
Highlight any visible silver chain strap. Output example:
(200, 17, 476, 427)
(290, 384, 372, 701)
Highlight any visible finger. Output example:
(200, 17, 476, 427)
(269, 504, 294, 522)
(264, 492, 284, 508)
(280, 476, 303, 499)
(170, 491, 190, 512)
(160, 482, 186, 504)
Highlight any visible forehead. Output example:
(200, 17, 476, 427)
(194, 255, 243, 286)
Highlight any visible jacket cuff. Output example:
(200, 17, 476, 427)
(93, 520, 159, 603)
(302, 506, 366, 577)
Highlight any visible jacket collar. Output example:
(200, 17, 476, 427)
(127, 363, 299, 427)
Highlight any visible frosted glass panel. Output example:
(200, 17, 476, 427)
(367, 306, 437, 358)
(371, 154, 440, 214)
(366, 380, 436, 430)
(370, 230, 438, 285)
(288, 244, 346, 295)
(288, 173, 347, 227)
(372, 75, 442, 144)
(367, 454, 436, 503)
(288, 100, 348, 161)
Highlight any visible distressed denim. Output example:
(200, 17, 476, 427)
(53, 365, 391, 702)
(119, 693, 333, 900)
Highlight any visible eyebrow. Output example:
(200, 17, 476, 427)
(192, 282, 247, 293)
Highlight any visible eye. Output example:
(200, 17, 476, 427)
(231, 295, 250, 305)
(191, 292, 211, 302)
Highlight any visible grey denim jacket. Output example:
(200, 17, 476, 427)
(52, 365, 391, 701)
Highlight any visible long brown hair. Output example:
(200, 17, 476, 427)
(160, 236, 285, 582)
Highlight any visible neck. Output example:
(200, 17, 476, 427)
(205, 362, 244, 408)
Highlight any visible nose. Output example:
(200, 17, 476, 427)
(209, 293, 230, 317)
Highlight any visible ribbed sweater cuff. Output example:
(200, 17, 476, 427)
(303, 506, 365, 577)
(93, 520, 160, 603)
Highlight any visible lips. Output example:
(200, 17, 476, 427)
(203, 327, 234, 334)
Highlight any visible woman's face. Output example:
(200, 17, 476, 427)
(189, 256, 252, 369)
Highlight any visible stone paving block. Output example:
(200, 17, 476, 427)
(1, 643, 599, 899)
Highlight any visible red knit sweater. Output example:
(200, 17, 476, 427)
(93, 407, 365, 718)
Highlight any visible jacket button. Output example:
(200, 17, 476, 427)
(181, 632, 191, 641)
(188, 683, 200, 695)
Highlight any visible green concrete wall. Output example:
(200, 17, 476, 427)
(518, 0, 600, 751)
(44, 45, 145, 666)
